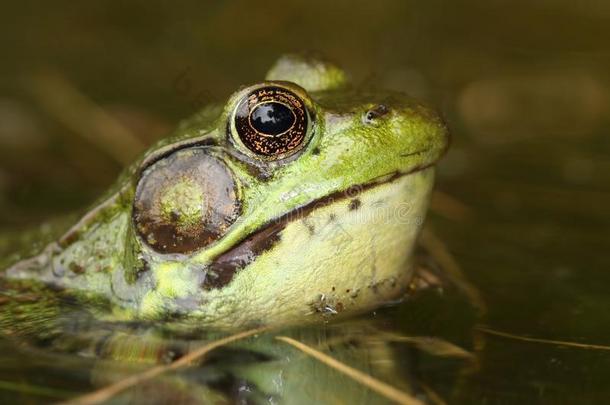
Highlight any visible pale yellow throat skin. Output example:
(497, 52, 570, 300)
(142, 168, 434, 328)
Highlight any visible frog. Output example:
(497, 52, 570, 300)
(1, 54, 449, 330)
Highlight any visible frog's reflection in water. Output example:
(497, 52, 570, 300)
(0, 270, 480, 404)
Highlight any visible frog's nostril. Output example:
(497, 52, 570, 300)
(363, 104, 390, 125)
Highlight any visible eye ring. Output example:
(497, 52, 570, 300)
(230, 85, 312, 159)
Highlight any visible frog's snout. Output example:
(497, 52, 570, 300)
(363, 99, 449, 167)
(416, 105, 450, 160)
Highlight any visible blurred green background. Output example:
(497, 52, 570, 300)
(1, 0, 609, 403)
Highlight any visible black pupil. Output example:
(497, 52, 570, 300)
(250, 102, 295, 136)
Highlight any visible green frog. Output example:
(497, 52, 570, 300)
(1, 54, 448, 330)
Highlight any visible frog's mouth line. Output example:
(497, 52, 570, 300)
(203, 160, 432, 290)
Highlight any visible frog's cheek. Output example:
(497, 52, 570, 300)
(189, 168, 434, 328)
(132, 147, 241, 255)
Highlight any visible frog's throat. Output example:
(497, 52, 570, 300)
(204, 166, 433, 290)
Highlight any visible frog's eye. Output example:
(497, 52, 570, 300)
(230, 85, 311, 159)
(132, 148, 240, 254)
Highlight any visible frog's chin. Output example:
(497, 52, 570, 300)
(193, 167, 435, 328)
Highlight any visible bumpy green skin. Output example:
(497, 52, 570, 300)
(3, 55, 448, 329)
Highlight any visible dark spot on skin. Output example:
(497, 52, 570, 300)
(312, 147, 320, 155)
(59, 231, 79, 249)
(346, 289, 351, 293)
(367, 278, 397, 294)
(349, 199, 361, 211)
(344, 185, 361, 198)
(329, 213, 337, 222)
(68, 262, 84, 274)
(309, 294, 341, 316)
(332, 286, 335, 291)
(304, 221, 315, 235)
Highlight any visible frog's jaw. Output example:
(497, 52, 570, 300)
(138, 168, 434, 327)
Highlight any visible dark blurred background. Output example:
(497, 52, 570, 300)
(1, 1, 609, 402)
(1, 0, 607, 227)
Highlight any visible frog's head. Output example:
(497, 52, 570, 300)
(11, 55, 448, 328)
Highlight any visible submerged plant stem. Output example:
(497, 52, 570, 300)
(477, 326, 610, 351)
(420, 228, 487, 315)
(430, 190, 472, 222)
